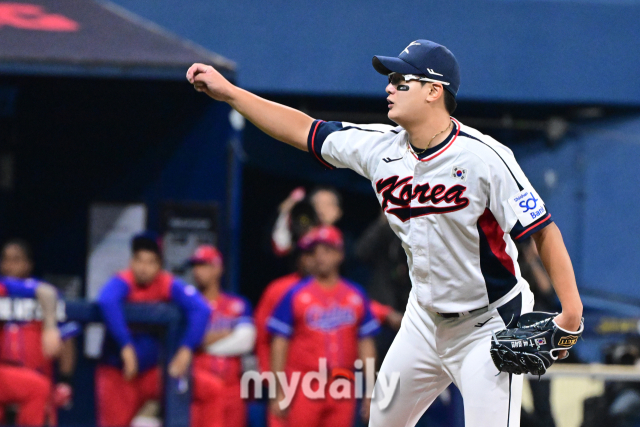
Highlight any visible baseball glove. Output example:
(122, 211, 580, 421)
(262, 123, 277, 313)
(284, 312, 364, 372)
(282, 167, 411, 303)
(490, 311, 584, 376)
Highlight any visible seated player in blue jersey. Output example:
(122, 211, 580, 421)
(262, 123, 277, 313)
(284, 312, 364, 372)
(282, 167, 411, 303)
(268, 225, 379, 427)
(0, 275, 63, 427)
(95, 232, 220, 427)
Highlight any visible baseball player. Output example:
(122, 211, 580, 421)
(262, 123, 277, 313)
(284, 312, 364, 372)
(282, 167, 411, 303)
(189, 244, 256, 427)
(267, 225, 379, 427)
(0, 276, 62, 426)
(0, 239, 78, 422)
(95, 233, 219, 427)
(186, 39, 583, 427)
(255, 249, 314, 427)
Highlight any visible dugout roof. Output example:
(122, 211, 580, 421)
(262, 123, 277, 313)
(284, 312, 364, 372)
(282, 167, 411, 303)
(0, 0, 235, 80)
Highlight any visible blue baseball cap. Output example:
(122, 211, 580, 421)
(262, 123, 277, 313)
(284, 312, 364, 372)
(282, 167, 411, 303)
(372, 40, 461, 97)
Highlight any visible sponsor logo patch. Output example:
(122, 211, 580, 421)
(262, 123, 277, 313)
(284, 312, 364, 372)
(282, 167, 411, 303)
(507, 188, 547, 227)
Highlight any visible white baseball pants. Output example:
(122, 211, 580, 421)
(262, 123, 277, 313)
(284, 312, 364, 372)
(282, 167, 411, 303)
(369, 286, 535, 427)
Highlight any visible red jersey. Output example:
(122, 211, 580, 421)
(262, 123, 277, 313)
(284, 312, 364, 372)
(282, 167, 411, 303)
(118, 270, 173, 302)
(253, 272, 302, 373)
(193, 292, 252, 385)
(267, 277, 379, 373)
(0, 277, 52, 376)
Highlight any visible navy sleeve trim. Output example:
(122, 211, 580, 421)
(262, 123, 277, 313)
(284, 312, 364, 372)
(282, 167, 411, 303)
(307, 120, 341, 170)
(459, 131, 524, 191)
(511, 213, 553, 242)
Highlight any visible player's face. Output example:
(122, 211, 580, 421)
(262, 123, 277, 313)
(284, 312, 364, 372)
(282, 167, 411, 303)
(297, 252, 316, 276)
(386, 78, 437, 126)
(192, 263, 223, 289)
(0, 244, 32, 278)
(311, 191, 342, 225)
(311, 244, 343, 278)
(130, 250, 162, 285)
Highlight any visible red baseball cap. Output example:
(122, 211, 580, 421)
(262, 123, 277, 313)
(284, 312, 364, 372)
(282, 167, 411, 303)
(189, 245, 223, 266)
(297, 225, 344, 251)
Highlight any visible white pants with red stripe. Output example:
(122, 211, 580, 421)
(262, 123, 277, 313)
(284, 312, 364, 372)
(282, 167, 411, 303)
(369, 286, 535, 427)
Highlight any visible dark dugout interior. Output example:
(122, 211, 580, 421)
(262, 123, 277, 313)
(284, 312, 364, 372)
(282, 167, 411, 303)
(0, 75, 215, 283)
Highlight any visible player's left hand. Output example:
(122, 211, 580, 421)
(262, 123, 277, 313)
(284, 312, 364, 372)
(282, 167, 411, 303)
(42, 326, 62, 358)
(360, 397, 371, 422)
(168, 346, 193, 378)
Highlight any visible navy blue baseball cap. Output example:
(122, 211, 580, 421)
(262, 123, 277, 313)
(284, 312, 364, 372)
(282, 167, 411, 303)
(373, 40, 461, 97)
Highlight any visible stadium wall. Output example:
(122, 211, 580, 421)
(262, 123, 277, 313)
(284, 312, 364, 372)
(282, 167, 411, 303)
(110, 0, 640, 104)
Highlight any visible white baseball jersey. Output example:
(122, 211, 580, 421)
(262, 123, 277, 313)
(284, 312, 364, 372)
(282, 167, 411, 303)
(307, 117, 552, 314)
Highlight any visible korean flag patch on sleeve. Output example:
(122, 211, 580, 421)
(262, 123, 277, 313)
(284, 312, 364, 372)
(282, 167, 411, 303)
(508, 188, 547, 227)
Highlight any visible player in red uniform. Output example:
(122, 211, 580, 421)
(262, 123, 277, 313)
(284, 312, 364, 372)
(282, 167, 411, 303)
(95, 233, 218, 427)
(268, 225, 379, 427)
(0, 239, 77, 424)
(189, 244, 256, 427)
(254, 250, 315, 375)
(254, 248, 315, 427)
(0, 275, 63, 427)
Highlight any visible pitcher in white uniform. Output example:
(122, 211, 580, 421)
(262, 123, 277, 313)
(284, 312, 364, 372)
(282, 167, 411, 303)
(186, 39, 583, 427)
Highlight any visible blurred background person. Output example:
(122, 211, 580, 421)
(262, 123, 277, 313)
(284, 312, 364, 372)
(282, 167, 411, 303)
(255, 242, 316, 427)
(355, 213, 411, 312)
(95, 233, 218, 427)
(255, 249, 315, 376)
(257, 231, 401, 427)
(517, 237, 558, 427)
(268, 225, 379, 427)
(0, 239, 76, 424)
(309, 187, 343, 229)
(271, 187, 342, 257)
(355, 213, 409, 363)
(0, 275, 63, 427)
(189, 244, 256, 427)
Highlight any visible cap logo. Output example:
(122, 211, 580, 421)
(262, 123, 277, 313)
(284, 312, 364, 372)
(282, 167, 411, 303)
(427, 68, 443, 76)
(402, 41, 421, 55)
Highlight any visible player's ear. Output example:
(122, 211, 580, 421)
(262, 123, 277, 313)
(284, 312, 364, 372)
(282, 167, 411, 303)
(425, 83, 444, 104)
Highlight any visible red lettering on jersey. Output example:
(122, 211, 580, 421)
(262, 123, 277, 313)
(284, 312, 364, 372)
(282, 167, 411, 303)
(376, 175, 470, 222)
(0, 4, 79, 31)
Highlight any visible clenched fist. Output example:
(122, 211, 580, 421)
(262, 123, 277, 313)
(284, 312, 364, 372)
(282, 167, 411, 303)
(186, 63, 236, 102)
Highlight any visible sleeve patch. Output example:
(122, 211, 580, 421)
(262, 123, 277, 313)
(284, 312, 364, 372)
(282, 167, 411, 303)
(507, 188, 547, 227)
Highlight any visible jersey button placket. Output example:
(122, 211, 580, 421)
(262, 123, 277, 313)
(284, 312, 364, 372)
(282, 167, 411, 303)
(411, 162, 432, 308)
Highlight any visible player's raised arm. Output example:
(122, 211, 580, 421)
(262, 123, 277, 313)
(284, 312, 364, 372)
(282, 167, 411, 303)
(186, 63, 314, 151)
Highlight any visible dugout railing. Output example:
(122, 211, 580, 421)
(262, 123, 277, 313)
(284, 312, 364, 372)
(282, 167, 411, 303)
(65, 301, 191, 427)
